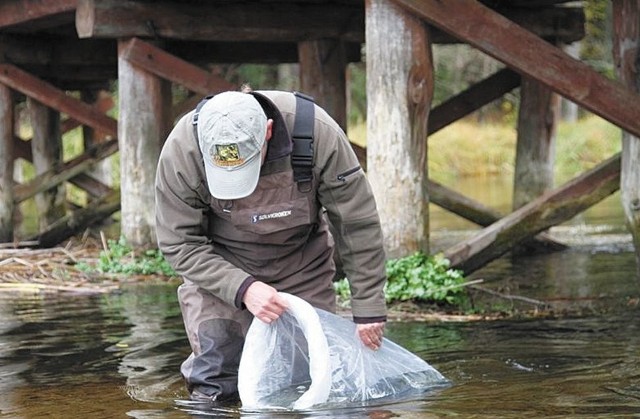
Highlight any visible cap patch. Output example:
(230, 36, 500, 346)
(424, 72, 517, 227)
(212, 143, 243, 167)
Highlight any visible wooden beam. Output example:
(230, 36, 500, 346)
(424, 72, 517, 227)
(350, 143, 566, 250)
(0, 34, 358, 71)
(429, 67, 520, 134)
(68, 173, 113, 198)
(76, 0, 364, 43)
(444, 154, 621, 273)
(355, 141, 503, 225)
(12, 91, 112, 163)
(0, 0, 76, 30)
(0, 84, 13, 242)
(393, 0, 640, 139)
(483, 6, 584, 44)
(75, 0, 581, 44)
(13, 138, 118, 203)
(299, 39, 348, 131)
(168, 40, 363, 65)
(34, 189, 120, 248)
(429, 178, 567, 252)
(169, 40, 300, 65)
(119, 38, 235, 95)
(428, 179, 502, 226)
(0, 35, 115, 67)
(13, 109, 112, 163)
(13, 136, 30, 161)
(486, 0, 577, 7)
(0, 64, 117, 137)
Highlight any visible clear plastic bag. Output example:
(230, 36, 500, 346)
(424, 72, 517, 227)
(238, 293, 448, 410)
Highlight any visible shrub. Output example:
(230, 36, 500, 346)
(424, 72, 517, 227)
(334, 252, 466, 306)
(77, 236, 176, 277)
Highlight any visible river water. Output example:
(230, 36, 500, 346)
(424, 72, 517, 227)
(1, 180, 639, 418)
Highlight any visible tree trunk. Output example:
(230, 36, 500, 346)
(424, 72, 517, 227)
(612, 0, 640, 277)
(118, 38, 171, 247)
(0, 84, 13, 242)
(366, 0, 433, 258)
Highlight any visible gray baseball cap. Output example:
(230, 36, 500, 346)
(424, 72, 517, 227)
(197, 92, 267, 199)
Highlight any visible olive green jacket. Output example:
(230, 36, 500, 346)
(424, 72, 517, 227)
(155, 90, 387, 320)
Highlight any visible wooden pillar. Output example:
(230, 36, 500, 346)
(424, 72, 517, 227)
(81, 90, 112, 189)
(0, 84, 13, 242)
(298, 39, 348, 130)
(365, 0, 433, 258)
(118, 38, 171, 247)
(28, 97, 65, 232)
(612, 0, 640, 275)
(561, 43, 580, 122)
(513, 76, 560, 210)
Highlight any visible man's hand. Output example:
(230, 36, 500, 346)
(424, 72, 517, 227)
(242, 281, 289, 324)
(356, 322, 386, 350)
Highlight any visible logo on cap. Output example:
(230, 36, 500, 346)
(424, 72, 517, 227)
(212, 143, 244, 167)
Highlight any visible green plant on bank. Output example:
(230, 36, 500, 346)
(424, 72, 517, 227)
(76, 236, 176, 276)
(334, 252, 466, 306)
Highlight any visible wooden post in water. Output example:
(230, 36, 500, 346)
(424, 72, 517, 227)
(81, 90, 113, 191)
(513, 77, 559, 210)
(28, 97, 65, 233)
(118, 38, 172, 247)
(298, 39, 348, 131)
(513, 76, 562, 253)
(613, 1, 640, 276)
(366, 0, 433, 258)
(0, 84, 13, 242)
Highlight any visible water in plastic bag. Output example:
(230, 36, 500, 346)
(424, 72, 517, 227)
(238, 293, 448, 411)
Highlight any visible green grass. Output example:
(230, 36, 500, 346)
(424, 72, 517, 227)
(554, 116, 621, 180)
(76, 236, 176, 277)
(348, 114, 622, 183)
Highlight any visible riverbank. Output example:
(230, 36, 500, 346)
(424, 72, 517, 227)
(0, 240, 518, 321)
(2, 229, 636, 322)
(0, 237, 160, 295)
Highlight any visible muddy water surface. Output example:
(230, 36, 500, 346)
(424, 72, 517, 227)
(2, 179, 639, 417)
(0, 249, 638, 418)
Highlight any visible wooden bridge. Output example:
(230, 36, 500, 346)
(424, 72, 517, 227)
(0, 0, 639, 276)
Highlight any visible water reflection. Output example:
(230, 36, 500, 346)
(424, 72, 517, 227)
(0, 266, 638, 418)
(0, 285, 189, 418)
(421, 313, 640, 417)
(1, 179, 640, 418)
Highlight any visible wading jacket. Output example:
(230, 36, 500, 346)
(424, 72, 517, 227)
(155, 90, 387, 321)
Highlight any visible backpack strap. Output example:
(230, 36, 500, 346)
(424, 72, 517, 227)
(291, 91, 315, 188)
(192, 95, 213, 143)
